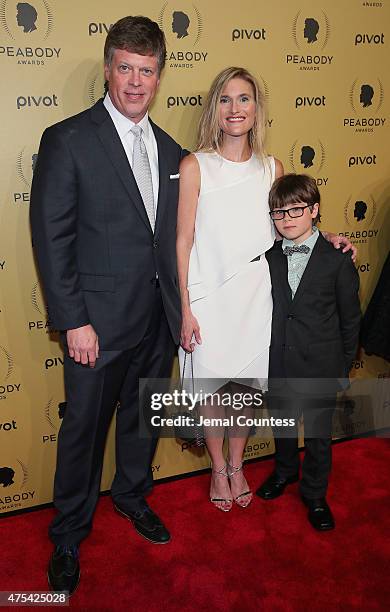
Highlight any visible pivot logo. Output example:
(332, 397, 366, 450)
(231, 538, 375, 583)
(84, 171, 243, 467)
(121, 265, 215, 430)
(339, 194, 379, 244)
(28, 281, 56, 334)
(295, 95, 326, 108)
(158, 2, 208, 69)
(0, 0, 61, 66)
(45, 356, 63, 369)
(348, 154, 377, 167)
(286, 10, 333, 71)
(232, 27, 266, 42)
(344, 78, 386, 133)
(352, 360, 365, 369)
(289, 140, 328, 186)
(180, 439, 206, 452)
(0, 420, 17, 431)
(14, 145, 37, 203)
(354, 33, 384, 45)
(16, 93, 58, 109)
(0, 460, 35, 512)
(357, 262, 370, 273)
(88, 21, 113, 36)
(167, 94, 202, 108)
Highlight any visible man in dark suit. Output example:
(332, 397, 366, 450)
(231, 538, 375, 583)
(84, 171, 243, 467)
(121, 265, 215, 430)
(30, 16, 184, 594)
(256, 174, 361, 531)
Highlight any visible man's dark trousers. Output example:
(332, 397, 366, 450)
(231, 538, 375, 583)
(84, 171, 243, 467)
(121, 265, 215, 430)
(50, 285, 175, 545)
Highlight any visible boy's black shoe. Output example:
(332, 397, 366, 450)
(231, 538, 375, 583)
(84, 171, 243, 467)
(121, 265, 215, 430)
(48, 545, 80, 596)
(256, 471, 299, 500)
(302, 496, 335, 531)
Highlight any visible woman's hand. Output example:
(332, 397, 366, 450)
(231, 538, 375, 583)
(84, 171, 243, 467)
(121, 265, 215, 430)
(180, 310, 202, 352)
(324, 232, 357, 262)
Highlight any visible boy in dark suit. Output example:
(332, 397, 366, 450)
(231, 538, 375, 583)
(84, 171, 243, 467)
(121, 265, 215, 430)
(256, 174, 361, 530)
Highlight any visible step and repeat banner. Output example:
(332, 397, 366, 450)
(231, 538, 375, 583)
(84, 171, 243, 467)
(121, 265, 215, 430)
(0, 0, 389, 514)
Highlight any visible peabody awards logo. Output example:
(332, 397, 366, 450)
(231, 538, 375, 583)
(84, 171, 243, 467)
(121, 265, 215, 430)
(0, 459, 35, 512)
(289, 140, 328, 186)
(87, 70, 105, 106)
(29, 281, 56, 333)
(157, 2, 208, 69)
(14, 144, 37, 204)
(244, 439, 272, 460)
(344, 78, 386, 134)
(42, 397, 64, 443)
(339, 194, 379, 244)
(286, 9, 333, 71)
(0, 345, 22, 401)
(0, 0, 61, 66)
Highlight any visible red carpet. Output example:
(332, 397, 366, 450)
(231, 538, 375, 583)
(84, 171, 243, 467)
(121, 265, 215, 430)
(2, 437, 390, 611)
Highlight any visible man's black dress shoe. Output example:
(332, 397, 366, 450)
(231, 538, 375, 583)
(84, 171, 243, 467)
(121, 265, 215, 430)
(114, 503, 171, 544)
(301, 496, 335, 531)
(48, 545, 80, 596)
(256, 471, 299, 500)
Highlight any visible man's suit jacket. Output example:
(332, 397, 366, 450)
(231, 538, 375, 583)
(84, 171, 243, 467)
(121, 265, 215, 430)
(266, 233, 361, 393)
(30, 100, 184, 349)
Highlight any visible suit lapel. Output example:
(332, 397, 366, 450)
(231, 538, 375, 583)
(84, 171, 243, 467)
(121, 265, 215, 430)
(91, 101, 152, 233)
(274, 244, 293, 305)
(291, 233, 327, 307)
(151, 120, 169, 238)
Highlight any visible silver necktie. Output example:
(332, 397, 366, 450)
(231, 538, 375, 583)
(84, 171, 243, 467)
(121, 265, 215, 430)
(131, 125, 155, 232)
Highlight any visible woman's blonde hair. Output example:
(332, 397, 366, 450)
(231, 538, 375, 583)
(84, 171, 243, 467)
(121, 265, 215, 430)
(197, 66, 266, 158)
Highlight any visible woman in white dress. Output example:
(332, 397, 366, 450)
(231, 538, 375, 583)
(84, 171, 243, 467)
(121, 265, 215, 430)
(176, 67, 284, 511)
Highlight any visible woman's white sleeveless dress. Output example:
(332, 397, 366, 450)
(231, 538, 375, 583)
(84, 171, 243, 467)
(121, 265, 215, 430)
(179, 151, 275, 393)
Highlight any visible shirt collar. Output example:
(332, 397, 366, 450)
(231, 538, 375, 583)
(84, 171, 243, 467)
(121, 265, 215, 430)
(282, 225, 319, 252)
(103, 93, 150, 139)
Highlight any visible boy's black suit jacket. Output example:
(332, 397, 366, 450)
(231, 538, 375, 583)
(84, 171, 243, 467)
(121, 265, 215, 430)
(30, 99, 184, 349)
(265, 232, 361, 393)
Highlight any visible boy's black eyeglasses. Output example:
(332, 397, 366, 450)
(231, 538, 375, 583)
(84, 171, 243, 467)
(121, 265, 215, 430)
(269, 204, 312, 220)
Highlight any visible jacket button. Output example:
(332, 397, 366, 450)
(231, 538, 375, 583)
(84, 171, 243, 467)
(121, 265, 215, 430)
(287, 314, 294, 320)
(153, 241, 158, 249)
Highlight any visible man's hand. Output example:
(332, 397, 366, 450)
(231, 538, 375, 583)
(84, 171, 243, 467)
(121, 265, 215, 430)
(66, 324, 99, 368)
(323, 232, 357, 262)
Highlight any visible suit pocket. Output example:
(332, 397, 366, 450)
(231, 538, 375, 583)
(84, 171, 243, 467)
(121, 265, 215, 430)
(79, 274, 116, 292)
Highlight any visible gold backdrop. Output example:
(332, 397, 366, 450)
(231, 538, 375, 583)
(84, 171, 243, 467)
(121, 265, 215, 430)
(1, 0, 389, 513)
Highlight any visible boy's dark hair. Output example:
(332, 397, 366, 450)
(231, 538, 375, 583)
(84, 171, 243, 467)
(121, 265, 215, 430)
(104, 16, 166, 75)
(269, 173, 321, 224)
